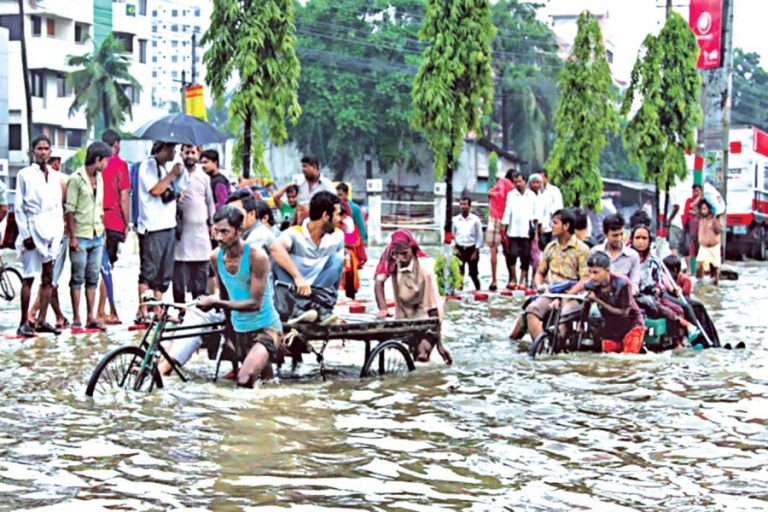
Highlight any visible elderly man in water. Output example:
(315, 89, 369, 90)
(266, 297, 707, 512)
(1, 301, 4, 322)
(374, 229, 452, 365)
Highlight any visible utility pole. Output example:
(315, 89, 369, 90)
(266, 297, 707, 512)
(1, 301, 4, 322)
(191, 33, 196, 85)
(696, 0, 734, 257)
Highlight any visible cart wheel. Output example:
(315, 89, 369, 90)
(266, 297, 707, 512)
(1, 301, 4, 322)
(528, 332, 556, 359)
(85, 346, 161, 397)
(360, 340, 415, 379)
(0, 266, 23, 302)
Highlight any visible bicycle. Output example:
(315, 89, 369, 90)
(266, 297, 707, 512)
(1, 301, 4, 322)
(84, 298, 228, 397)
(527, 293, 592, 358)
(0, 254, 23, 302)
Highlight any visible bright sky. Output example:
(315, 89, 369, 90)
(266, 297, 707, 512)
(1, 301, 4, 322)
(537, 0, 768, 82)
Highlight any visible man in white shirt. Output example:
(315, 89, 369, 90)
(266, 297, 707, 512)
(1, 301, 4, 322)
(14, 135, 65, 337)
(664, 183, 687, 256)
(247, 199, 278, 254)
(451, 196, 484, 290)
(135, 141, 183, 322)
(296, 154, 336, 206)
(540, 169, 563, 248)
(501, 172, 537, 288)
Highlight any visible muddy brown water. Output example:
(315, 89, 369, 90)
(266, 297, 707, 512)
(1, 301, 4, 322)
(0, 256, 766, 510)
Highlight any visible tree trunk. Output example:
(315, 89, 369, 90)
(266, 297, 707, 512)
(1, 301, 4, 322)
(102, 91, 110, 132)
(18, 0, 33, 148)
(444, 152, 454, 245)
(654, 178, 661, 235)
(662, 177, 671, 235)
(242, 109, 252, 179)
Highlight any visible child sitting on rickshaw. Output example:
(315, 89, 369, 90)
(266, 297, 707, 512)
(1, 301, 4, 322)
(571, 251, 645, 353)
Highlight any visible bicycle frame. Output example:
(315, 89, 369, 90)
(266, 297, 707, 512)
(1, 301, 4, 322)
(132, 305, 227, 391)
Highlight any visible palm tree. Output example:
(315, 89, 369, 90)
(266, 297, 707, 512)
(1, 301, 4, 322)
(66, 34, 141, 132)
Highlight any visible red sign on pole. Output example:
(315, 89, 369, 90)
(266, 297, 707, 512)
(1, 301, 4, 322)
(690, 0, 723, 69)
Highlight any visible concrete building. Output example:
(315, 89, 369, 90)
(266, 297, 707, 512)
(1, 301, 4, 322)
(149, 0, 211, 110)
(0, 0, 155, 183)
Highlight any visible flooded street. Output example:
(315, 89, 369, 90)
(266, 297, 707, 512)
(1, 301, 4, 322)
(0, 251, 766, 510)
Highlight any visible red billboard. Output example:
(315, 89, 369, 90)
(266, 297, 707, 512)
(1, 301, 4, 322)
(689, 0, 723, 69)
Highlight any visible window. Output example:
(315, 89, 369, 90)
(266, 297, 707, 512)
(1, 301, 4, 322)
(152, 71, 157, 78)
(46, 18, 55, 37)
(171, 9, 178, 17)
(171, 40, 177, 48)
(113, 32, 133, 53)
(75, 23, 88, 44)
(152, 9, 157, 17)
(171, 55, 177, 63)
(171, 24, 178, 32)
(123, 85, 141, 105)
(171, 71, 178, 79)
(139, 39, 147, 63)
(30, 15, 41, 36)
(66, 130, 84, 149)
(194, 8, 200, 17)
(139, 0, 147, 16)
(606, 49, 614, 64)
(30, 71, 44, 97)
(56, 74, 69, 97)
(9, 124, 22, 151)
(152, 25, 157, 33)
(0, 14, 24, 40)
(152, 55, 157, 63)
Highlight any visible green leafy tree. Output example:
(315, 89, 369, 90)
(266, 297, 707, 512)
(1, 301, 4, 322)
(67, 34, 140, 132)
(546, 12, 618, 209)
(202, 0, 301, 178)
(412, 0, 495, 239)
(732, 48, 768, 131)
(290, 0, 424, 180)
(621, 11, 701, 222)
(490, 0, 560, 168)
(488, 151, 499, 186)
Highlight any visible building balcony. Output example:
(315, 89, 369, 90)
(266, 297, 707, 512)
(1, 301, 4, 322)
(27, 1, 93, 25)
(26, 35, 90, 73)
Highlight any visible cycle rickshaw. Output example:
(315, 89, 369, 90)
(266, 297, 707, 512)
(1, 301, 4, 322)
(84, 297, 440, 397)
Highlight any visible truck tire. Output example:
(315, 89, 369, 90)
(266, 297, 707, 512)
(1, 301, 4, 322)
(758, 227, 767, 261)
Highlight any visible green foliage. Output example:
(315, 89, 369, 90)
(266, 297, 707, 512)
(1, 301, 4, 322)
(434, 254, 463, 295)
(488, 151, 499, 186)
(290, 0, 425, 179)
(411, 0, 496, 180)
(732, 48, 768, 131)
(202, 0, 301, 178)
(63, 147, 86, 174)
(621, 12, 701, 192)
(546, 12, 618, 209)
(490, 0, 560, 168)
(66, 34, 140, 133)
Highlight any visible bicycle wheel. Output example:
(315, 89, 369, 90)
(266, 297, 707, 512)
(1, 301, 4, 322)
(528, 332, 557, 359)
(85, 346, 160, 397)
(360, 340, 415, 378)
(0, 267, 23, 302)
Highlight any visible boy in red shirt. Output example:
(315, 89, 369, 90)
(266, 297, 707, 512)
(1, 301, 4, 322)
(573, 251, 645, 354)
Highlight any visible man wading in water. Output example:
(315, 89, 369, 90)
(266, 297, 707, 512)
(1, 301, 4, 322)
(374, 229, 452, 365)
(198, 206, 283, 387)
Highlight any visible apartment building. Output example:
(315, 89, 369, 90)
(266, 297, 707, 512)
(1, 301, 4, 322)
(150, 0, 211, 110)
(0, 0, 155, 179)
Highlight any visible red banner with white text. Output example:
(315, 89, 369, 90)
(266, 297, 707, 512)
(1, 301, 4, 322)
(689, 0, 723, 69)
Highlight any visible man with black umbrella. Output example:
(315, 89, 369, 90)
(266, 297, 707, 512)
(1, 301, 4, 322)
(134, 141, 182, 322)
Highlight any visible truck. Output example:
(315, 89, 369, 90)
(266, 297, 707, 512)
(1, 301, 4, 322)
(724, 126, 768, 260)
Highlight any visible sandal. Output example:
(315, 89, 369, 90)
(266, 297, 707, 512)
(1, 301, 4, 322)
(55, 318, 71, 329)
(86, 321, 107, 332)
(133, 315, 151, 326)
(489, 283, 498, 292)
(71, 320, 83, 330)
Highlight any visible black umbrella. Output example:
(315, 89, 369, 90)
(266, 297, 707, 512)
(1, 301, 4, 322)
(133, 113, 226, 145)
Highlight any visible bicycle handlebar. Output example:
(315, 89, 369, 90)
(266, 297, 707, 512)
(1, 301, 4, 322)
(540, 292, 589, 301)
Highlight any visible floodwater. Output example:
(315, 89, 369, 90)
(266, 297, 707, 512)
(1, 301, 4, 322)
(0, 250, 766, 511)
